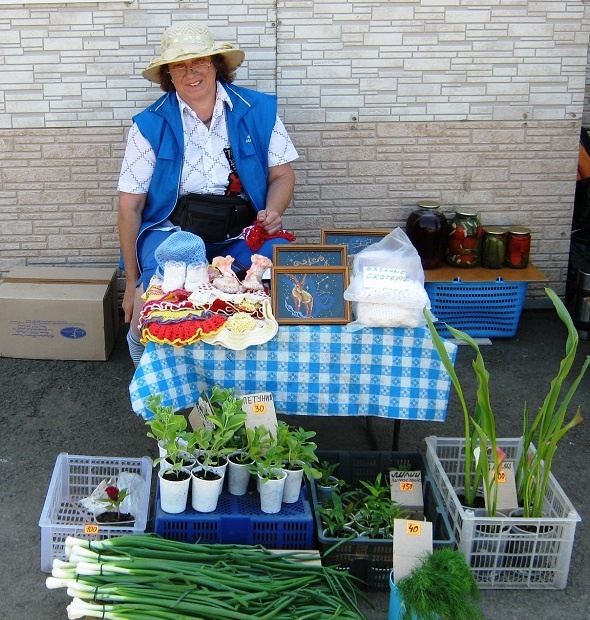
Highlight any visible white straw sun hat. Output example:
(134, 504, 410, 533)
(142, 22, 245, 84)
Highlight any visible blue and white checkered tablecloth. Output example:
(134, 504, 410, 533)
(129, 325, 456, 421)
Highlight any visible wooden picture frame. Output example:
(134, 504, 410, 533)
(321, 229, 391, 266)
(272, 244, 348, 268)
(271, 266, 351, 324)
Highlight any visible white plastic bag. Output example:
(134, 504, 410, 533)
(344, 228, 433, 329)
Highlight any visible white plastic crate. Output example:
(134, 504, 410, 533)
(425, 437, 581, 589)
(38, 453, 153, 572)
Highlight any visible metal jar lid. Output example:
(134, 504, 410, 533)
(507, 226, 531, 235)
(416, 199, 440, 209)
(454, 210, 478, 218)
(484, 226, 507, 236)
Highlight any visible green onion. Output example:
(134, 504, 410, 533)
(49, 534, 369, 620)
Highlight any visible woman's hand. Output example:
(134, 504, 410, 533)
(257, 209, 283, 235)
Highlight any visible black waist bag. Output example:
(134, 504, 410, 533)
(170, 193, 256, 242)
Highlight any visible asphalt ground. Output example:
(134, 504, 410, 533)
(0, 307, 588, 619)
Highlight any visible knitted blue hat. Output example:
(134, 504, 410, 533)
(154, 231, 207, 278)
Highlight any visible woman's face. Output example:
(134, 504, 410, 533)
(168, 56, 216, 107)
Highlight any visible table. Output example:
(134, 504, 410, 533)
(424, 263, 547, 283)
(129, 325, 457, 432)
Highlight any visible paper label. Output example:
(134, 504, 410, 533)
(392, 518, 433, 583)
(362, 266, 407, 289)
(241, 392, 278, 437)
(483, 460, 519, 514)
(188, 391, 216, 431)
(84, 524, 100, 535)
(390, 470, 424, 520)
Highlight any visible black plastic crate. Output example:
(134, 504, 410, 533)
(310, 450, 456, 591)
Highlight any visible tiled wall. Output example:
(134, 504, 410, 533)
(1, 1, 589, 298)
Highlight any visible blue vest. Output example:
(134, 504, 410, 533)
(132, 84, 277, 258)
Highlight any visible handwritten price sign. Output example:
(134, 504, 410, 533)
(84, 524, 100, 535)
(406, 521, 422, 536)
(252, 403, 267, 415)
(399, 481, 414, 491)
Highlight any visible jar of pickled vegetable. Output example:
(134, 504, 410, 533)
(446, 210, 482, 267)
(405, 200, 448, 269)
(481, 226, 507, 269)
(505, 227, 531, 269)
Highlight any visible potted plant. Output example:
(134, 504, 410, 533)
(316, 473, 407, 540)
(315, 491, 357, 538)
(352, 474, 408, 539)
(275, 421, 321, 503)
(315, 459, 343, 504)
(228, 425, 272, 496)
(145, 394, 194, 470)
(424, 309, 508, 516)
(94, 485, 134, 524)
(248, 441, 287, 514)
(392, 547, 482, 620)
(144, 394, 195, 513)
(190, 391, 248, 512)
(516, 288, 588, 517)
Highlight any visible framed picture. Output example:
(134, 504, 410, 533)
(271, 266, 351, 324)
(321, 229, 391, 266)
(272, 244, 347, 268)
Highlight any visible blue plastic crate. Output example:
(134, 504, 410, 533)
(425, 278, 528, 338)
(154, 487, 315, 549)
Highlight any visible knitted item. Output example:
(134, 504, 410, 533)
(242, 220, 296, 251)
(162, 261, 187, 293)
(184, 262, 209, 291)
(354, 301, 427, 328)
(126, 329, 144, 367)
(141, 314, 227, 347)
(154, 231, 206, 278)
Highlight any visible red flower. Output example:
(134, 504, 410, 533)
(105, 486, 120, 501)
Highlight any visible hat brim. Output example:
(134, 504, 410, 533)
(142, 47, 245, 84)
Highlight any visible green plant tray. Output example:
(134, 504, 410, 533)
(310, 450, 456, 591)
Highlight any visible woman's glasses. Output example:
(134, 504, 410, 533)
(168, 59, 212, 77)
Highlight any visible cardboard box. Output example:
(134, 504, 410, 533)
(0, 267, 119, 361)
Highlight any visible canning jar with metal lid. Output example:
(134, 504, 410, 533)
(405, 200, 448, 269)
(446, 210, 482, 267)
(505, 227, 531, 269)
(481, 226, 507, 269)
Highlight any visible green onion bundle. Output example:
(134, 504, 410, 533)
(47, 534, 368, 619)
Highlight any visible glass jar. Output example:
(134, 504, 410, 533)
(481, 226, 507, 269)
(505, 227, 531, 269)
(405, 200, 448, 269)
(446, 210, 482, 267)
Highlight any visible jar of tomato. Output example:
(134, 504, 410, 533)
(505, 227, 531, 269)
(446, 210, 482, 267)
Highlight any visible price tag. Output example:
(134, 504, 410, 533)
(84, 524, 100, 535)
(406, 520, 422, 536)
(393, 518, 433, 583)
(484, 460, 519, 514)
(390, 470, 423, 520)
(252, 402, 267, 415)
(242, 392, 278, 436)
(188, 391, 216, 431)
